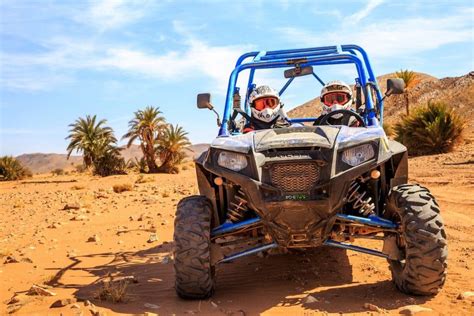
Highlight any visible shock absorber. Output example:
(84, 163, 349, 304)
(227, 189, 248, 222)
(347, 181, 375, 216)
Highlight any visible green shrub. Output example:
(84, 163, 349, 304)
(0, 156, 32, 181)
(93, 151, 127, 177)
(394, 101, 465, 156)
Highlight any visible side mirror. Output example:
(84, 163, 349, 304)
(197, 93, 213, 110)
(196, 93, 221, 126)
(385, 78, 405, 96)
(284, 66, 313, 79)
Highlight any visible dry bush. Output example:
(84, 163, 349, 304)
(394, 101, 465, 156)
(113, 183, 133, 193)
(75, 164, 87, 173)
(95, 278, 129, 303)
(383, 122, 394, 137)
(135, 174, 154, 184)
(51, 168, 64, 176)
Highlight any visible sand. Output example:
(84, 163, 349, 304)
(1, 145, 473, 315)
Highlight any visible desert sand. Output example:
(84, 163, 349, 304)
(1, 137, 474, 315)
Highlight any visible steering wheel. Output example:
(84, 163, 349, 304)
(317, 109, 366, 127)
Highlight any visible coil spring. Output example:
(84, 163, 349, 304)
(227, 189, 248, 222)
(347, 181, 375, 216)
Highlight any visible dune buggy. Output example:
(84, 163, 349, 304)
(173, 45, 447, 298)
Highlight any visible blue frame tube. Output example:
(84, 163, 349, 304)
(312, 72, 325, 86)
(335, 214, 398, 229)
(217, 242, 278, 264)
(211, 217, 262, 237)
(342, 45, 384, 124)
(324, 239, 389, 259)
(289, 117, 318, 123)
(279, 77, 294, 95)
(219, 53, 371, 136)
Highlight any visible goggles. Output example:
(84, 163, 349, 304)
(322, 92, 350, 106)
(253, 97, 279, 111)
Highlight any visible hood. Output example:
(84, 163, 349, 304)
(210, 125, 386, 153)
(253, 126, 340, 152)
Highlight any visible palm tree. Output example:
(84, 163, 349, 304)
(66, 115, 116, 168)
(157, 124, 191, 174)
(122, 106, 166, 173)
(395, 69, 419, 116)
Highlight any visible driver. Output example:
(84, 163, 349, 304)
(243, 85, 289, 133)
(313, 80, 360, 126)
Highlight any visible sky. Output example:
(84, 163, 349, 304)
(1, 0, 473, 156)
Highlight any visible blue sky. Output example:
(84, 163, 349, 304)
(1, 0, 473, 155)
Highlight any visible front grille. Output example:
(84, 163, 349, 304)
(270, 162, 320, 192)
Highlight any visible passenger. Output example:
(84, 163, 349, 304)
(243, 85, 289, 133)
(313, 80, 360, 126)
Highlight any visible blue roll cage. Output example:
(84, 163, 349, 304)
(218, 44, 384, 137)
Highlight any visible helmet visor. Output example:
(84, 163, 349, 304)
(254, 97, 279, 111)
(322, 92, 350, 106)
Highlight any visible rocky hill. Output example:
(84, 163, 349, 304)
(288, 71, 474, 129)
(16, 144, 210, 174)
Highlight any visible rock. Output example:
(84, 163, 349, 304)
(84, 300, 92, 306)
(90, 309, 106, 316)
(145, 313, 159, 316)
(87, 235, 100, 243)
(8, 293, 31, 305)
(457, 291, 474, 300)
(210, 301, 218, 308)
(21, 257, 33, 263)
(399, 305, 433, 315)
(50, 298, 76, 308)
(113, 275, 138, 284)
(304, 295, 319, 304)
(63, 203, 80, 210)
(161, 255, 172, 264)
(147, 233, 158, 243)
(71, 215, 88, 221)
(144, 303, 160, 309)
(70, 303, 80, 309)
(4, 256, 19, 264)
(27, 284, 56, 296)
(48, 222, 62, 229)
(364, 302, 382, 312)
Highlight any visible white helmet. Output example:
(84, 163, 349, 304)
(320, 80, 353, 118)
(249, 85, 281, 123)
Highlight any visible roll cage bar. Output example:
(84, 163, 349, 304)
(218, 44, 384, 137)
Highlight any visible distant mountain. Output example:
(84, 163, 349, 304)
(16, 144, 210, 174)
(288, 71, 474, 129)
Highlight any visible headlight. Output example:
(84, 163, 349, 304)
(217, 151, 248, 171)
(341, 144, 375, 166)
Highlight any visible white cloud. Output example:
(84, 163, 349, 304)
(349, 0, 385, 23)
(0, 21, 253, 93)
(77, 0, 153, 31)
(278, 10, 473, 60)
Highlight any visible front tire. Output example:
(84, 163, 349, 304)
(174, 196, 215, 299)
(386, 184, 447, 295)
